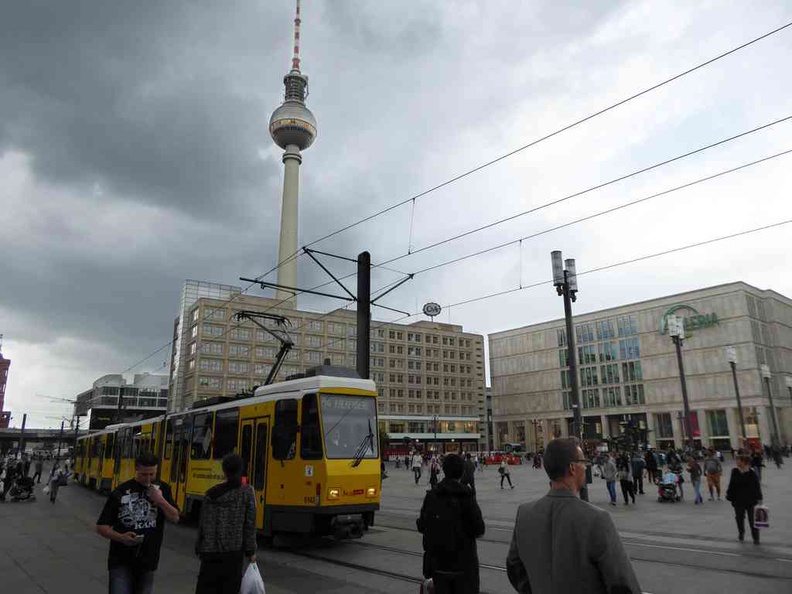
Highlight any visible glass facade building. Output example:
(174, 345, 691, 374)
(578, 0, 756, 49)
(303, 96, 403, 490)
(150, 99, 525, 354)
(489, 282, 792, 451)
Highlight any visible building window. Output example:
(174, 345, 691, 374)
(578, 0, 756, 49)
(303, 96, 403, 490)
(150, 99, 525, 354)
(596, 319, 616, 340)
(227, 378, 249, 392)
(200, 342, 224, 355)
(619, 337, 640, 360)
(256, 346, 277, 359)
(656, 413, 673, 438)
(559, 350, 569, 368)
(580, 366, 599, 387)
(623, 384, 644, 405)
(600, 364, 620, 385)
(603, 386, 622, 407)
(327, 323, 344, 335)
(617, 315, 638, 336)
(199, 358, 223, 372)
(575, 323, 595, 344)
(198, 376, 222, 389)
(231, 328, 251, 341)
(229, 344, 250, 357)
(582, 388, 600, 409)
(202, 324, 223, 337)
(306, 351, 322, 363)
(556, 329, 567, 347)
(598, 342, 618, 363)
(228, 361, 249, 374)
(578, 345, 596, 365)
(560, 370, 570, 390)
(562, 390, 571, 410)
(306, 335, 323, 348)
(706, 410, 730, 437)
(622, 361, 642, 382)
(254, 364, 270, 376)
(348, 324, 357, 336)
(308, 321, 324, 332)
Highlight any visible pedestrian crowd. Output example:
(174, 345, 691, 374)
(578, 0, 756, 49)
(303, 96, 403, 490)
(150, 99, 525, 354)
(416, 439, 784, 593)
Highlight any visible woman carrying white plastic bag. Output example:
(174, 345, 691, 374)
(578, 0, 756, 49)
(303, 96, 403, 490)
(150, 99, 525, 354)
(240, 562, 265, 594)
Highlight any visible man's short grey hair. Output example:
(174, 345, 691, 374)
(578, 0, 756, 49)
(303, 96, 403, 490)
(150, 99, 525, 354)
(544, 437, 581, 481)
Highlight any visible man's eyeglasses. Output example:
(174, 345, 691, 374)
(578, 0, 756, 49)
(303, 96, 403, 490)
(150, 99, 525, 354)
(571, 459, 592, 466)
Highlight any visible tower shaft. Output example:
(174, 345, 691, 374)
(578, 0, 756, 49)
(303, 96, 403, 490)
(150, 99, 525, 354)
(276, 145, 302, 305)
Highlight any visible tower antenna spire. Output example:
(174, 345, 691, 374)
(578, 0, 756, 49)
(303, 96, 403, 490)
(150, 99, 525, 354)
(292, 0, 302, 72)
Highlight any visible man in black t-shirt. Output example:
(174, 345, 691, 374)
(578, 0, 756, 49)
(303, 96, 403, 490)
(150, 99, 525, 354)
(97, 452, 179, 594)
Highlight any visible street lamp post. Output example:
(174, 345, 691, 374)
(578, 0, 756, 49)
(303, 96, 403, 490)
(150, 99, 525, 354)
(725, 347, 747, 448)
(760, 364, 780, 446)
(432, 414, 438, 453)
(668, 316, 694, 452)
(551, 251, 588, 502)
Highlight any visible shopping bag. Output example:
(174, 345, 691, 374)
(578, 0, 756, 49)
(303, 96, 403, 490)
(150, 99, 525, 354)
(42, 485, 50, 495)
(240, 562, 266, 594)
(754, 504, 770, 529)
(420, 578, 434, 594)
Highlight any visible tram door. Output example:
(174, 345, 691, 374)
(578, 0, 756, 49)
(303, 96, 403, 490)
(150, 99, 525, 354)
(240, 421, 254, 483)
(252, 419, 270, 530)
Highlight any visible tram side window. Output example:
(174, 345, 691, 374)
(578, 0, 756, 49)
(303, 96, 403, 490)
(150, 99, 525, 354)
(123, 430, 134, 459)
(213, 409, 239, 459)
(165, 421, 174, 460)
(300, 393, 323, 460)
(105, 434, 115, 459)
(92, 438, 103, 459)
(272, 399, 298, 460)
(191, 413, 214, 460)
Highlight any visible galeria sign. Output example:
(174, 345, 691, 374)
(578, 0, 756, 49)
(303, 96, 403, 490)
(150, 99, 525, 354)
(659, 304, 718, 335)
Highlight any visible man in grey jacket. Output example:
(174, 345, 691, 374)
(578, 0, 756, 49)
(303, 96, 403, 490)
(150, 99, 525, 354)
(195, 454, 257, 594)
(506, 438, 641, 594)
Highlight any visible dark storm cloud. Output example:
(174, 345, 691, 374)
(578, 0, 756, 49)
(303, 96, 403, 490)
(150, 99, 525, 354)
(0, 0, 287, 218)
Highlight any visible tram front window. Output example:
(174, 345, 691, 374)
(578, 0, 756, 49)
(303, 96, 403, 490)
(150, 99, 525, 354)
(321, 394, 378, 460)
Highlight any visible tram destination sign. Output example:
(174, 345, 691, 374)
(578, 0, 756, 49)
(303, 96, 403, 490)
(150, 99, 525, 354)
(659, 304, 718, 335)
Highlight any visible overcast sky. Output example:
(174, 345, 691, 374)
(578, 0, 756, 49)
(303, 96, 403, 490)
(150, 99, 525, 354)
(2, 1, 791, 428)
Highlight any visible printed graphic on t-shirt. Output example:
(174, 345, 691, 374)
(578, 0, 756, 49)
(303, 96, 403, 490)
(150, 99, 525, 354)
(118, 490, 157, 530)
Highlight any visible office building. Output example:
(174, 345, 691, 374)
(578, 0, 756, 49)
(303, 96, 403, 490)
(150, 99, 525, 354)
(489, 282, 792, 451)
(167, 281, 485, 451)
(74, 373, 168, 430)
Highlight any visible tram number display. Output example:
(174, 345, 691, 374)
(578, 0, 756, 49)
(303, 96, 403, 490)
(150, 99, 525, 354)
(304, 496, 317, 504)
(322, 395, 368, 411)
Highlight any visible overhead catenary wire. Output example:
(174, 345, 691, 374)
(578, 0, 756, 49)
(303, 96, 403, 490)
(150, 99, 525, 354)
(390, 218, 792, 315)
(409, 147, 792, 277)
(376, 115, 792, 269)
(288, 21, 792, 254)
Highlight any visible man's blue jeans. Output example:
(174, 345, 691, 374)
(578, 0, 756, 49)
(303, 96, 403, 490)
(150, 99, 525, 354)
(109, 566, 154, 594)
(606, 480, 616, 503)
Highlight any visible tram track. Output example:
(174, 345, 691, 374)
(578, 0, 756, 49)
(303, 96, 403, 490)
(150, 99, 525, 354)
(363, 521, 792, 582)
(288, 548, 500, 594)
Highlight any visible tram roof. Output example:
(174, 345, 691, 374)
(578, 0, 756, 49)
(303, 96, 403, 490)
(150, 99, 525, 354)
(166, 374, 377, 418)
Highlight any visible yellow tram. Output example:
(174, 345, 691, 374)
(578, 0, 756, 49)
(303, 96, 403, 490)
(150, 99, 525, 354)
(75, 371, 381, 538)
(75, 427, 117, 492)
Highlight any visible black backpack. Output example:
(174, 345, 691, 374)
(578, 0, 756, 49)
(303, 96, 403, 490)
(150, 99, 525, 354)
(419, 491, 466, 568)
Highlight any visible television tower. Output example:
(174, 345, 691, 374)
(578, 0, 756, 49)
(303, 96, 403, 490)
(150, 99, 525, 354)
(269, 0, 317, 305)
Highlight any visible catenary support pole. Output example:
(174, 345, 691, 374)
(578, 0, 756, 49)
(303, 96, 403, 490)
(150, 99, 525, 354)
(356, 251, 371, 380)
(673, 336, 694, 451)
(730, 361, 747, 446)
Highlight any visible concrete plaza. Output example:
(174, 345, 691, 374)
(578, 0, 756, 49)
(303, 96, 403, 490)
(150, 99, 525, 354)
(0, 459, 790, 593)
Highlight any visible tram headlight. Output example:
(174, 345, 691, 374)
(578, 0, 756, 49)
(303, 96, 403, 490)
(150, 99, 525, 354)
(328, 488, 340, 500)
(366, 487, 377, 498)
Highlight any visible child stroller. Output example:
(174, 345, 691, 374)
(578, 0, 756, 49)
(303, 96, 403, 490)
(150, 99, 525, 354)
(657, 472, 680, 502)
(8, 476, 36, 502)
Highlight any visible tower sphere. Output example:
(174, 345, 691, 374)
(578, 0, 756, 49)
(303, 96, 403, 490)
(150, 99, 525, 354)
(269, 70, 317, 151)
(269, 101, 317, 150)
